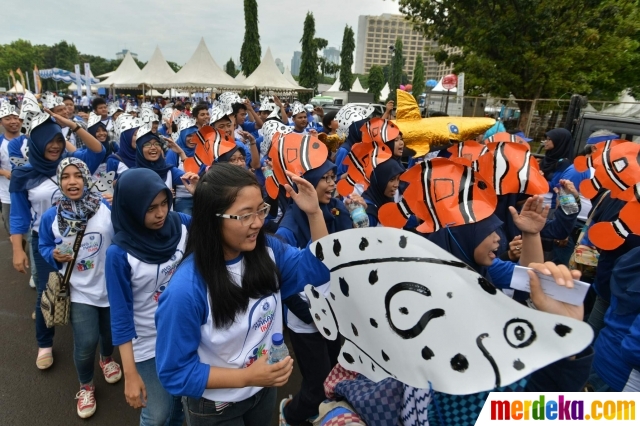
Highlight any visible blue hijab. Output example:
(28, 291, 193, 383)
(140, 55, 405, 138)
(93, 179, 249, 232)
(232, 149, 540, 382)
(10, 119, 65, 192)
(109, 127, 138, 169)
(427, 214, 503, 279)
(279, 160, 352, 247)
(111, 168, 183, 264)
(88, 121, 116, 159)
(338, 118, 369, 152)
(362, 159, 406, 220)
(177, 126, 198, 157)
(135, 132, 173, 180)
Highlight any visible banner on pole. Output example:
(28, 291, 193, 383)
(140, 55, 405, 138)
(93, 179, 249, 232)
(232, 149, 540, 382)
(74, 64, 83, 97)
(84, 63, 92, 97)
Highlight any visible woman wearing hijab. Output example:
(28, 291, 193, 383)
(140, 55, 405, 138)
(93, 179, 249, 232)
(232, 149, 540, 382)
(134, 130, 194, 192)
(276, 160, 356, 425)
(38, 158, 121, 419)
(106, 168, 191, 426)
(87, 112, 119, 177)
(106, 126, 137, 179)
(165, 123, 199, 214)
(362, 159, 406, 227)
(591, 246, 640, 391)
(10, 105, 105, 370)
(540, 128, 573, 207)
(155, 164, 330, 425)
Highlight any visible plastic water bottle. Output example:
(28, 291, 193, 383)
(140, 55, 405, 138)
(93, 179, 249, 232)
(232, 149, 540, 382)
(557, 186, 579, 215)
(263, 164, 273, 178)
(268, 333, 290, 364)
(54, 238, 73, 256)
(346, 197, 370, 228)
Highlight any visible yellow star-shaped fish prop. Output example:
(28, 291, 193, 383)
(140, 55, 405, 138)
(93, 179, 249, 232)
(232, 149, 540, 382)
(392, 90, 496, 156)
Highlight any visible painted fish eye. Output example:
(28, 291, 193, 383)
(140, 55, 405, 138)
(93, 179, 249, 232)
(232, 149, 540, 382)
(503, 319, 536, 348)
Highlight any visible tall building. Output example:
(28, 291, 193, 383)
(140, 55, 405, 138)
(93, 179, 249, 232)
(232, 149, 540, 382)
(275, 58, 285, 73)
(323, 47, 341, 65)
(291, 51, 302, 76)
(355, 14, 456, 85)
(115, 49, 138, 60)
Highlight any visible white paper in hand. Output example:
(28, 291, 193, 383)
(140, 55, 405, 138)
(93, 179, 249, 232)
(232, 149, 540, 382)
(510, 266, 590, 306)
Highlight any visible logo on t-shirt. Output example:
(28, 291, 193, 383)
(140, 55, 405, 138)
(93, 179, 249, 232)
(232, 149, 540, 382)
(242, 296, 277, 368)
(79, 233, 103, 260)
(76, 259, 95, 271)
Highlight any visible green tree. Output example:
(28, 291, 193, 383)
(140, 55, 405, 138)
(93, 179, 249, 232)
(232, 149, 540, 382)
(240, 0, 261, 77)
(368, 65, 385, 102)
(339, 25, 356, 91)
(398, 0, 640, 123)
(225, 58, 238, 77)
(166, 61, 182, 73)
(388, 37, 404, 102)
(298, 12, 319, 101)
(411, 53, 425, 102)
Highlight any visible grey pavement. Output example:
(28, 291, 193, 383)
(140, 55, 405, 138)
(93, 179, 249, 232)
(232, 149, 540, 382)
(0, 225, 302, 425)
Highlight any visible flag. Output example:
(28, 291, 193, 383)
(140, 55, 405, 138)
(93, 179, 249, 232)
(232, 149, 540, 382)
(84, 63, 92, 96)
(9, 70, 16, 88)
(74, 64, 83, 97)
(15, 68, 26, 90)
(33, 65, 42, 94)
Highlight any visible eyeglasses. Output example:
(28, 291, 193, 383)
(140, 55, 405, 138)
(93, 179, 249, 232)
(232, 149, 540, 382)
(143, 141, 162, 149)
(216, 204, 270, 226)
(229, 155, 246, 165)
(321, 174, 337, 184)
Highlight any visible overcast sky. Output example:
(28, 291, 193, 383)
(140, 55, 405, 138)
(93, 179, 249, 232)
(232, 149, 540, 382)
(7, 0, 401, 70)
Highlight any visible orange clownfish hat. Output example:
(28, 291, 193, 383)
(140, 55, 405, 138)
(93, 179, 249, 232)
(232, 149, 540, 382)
(361, 118, 401, 146)
(183, 126, 236, 173)
(447, 141, 489, 168)
(265, 132, 329, 199)
(336, 138, 393, 197)
(588, 187, 640, 250)
(483, 131, 531, 149)
(379, 158, 498, 233)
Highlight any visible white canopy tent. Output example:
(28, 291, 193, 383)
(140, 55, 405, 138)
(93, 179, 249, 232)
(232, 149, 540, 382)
(379, 82, 390, 101)
(96, 71, 115, 79)
(145, 89, 164, 97)
(6, 81, 25, 94)
(117, 46, 176, 88)
(242, 48, 309, 92)
(68, 82, 99, 92)
(162, 88, 190, 98)
(599, 92, 640, 118)
(95, 51, 141, 88)
(283, 66, 298, 87)
(326, 76, 342, 92)
(235, 72, 246, 83)
(352, 77, 366, 93)
(159, 38, 245, 90)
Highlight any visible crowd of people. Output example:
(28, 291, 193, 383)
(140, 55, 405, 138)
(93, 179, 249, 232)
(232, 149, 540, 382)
(0, 87, 638, 426)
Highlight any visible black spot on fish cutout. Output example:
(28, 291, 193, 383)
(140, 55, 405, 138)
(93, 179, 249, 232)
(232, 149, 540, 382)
(315, 242, 324, 261)
(359, 238, 369, 251)
(310, 287, 320, 299)
(399, 307, 409, 315)
(513, 359, 525, 371)
(554, 324, 572, 337)
(323, 327, 331, 336)
(312, 142, 320, 149)
(478, 277, 497, 295)
(514, 326, 525, 341)
(339, 277, 349, 297)
(330, 292, 336, 301)
(399, 236, 407, 248)
(315, 313, 321, 321)
(422, 346, 434, 360)
(343, 352, 355, 364)
(351, 323, 359, 336)
(381, 350, 390, 362)
(369, 270, 378, 284)
(333, 239, 341, 256)
(370, 318, 378, 328)
(450, 354, 469, 372)
(478, 181, 488, 190)
(377, 239, 382, 243)
(371, 363, 375, 372)
(447, 292, 453, 299)
(359, 356, 363, 364)
(322, 309, 327, 315)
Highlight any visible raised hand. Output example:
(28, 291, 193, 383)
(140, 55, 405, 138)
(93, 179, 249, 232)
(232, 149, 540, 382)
(509, 195, 548, 235)
(284, 171, 322, 216)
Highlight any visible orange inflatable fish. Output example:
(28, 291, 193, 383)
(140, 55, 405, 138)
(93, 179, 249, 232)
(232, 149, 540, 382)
(574, 140, 640, 201)
(336, 140, 393, 197)
(379, 158, 498, 233)
(183, 125, 236, 173)
(447, 141, 488, 168)
(475, 142, 548, 196)
(588, 188, 640, 250)
(265, 132, 329, 199)
(361, 118, 401, 146)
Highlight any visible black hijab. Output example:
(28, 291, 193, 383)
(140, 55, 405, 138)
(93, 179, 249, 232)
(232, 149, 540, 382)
(541, 128, 572, 180)
(362, 159, 406, 220)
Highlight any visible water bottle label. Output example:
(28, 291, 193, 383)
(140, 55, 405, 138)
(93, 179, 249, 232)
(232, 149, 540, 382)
(558, 194, 575, 205)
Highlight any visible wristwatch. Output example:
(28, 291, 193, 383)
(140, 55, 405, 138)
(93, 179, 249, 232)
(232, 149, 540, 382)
(72, 123, 81, 133)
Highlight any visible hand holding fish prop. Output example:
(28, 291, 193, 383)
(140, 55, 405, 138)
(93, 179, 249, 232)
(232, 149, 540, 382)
(304, 227, 593, 395)
(183, 126, 235, 174)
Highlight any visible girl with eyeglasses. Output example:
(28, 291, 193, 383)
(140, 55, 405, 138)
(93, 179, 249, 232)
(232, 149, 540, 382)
(275, 159, 365, 425)
(155, 163, 330, 426)
(105, 168, 190, 426)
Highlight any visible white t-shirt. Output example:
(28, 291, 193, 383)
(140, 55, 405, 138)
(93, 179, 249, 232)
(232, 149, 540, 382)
(53, 204, 113, 307)
(28, 178, 62, 229)
(129, 226, 188, 362)
(0, 136, 12, 203)
(199, 248, 283, 403)
(81, 96, 90, 107)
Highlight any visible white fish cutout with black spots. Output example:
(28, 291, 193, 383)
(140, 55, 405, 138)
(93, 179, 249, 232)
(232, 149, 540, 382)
(304, 227, 594, 395)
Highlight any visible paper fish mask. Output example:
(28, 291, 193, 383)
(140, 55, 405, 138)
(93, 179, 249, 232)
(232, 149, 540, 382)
(379, 158, 497, 233)
(476, 142, 548, 196)
(19, 91, 50, 135)
(361, 118, 401, 146)
(335, 104, 375, 138)
(183, 126, 235, 173)
(336, 139, 393, 197)
(261, 119, 293, 157)
(108, 102, 123, 117)
(574, 140, 640, 201)
(41, 92, 64, 110)
(91, 171, 116, 194)
(265, 132, 328, 199)
(447, 141, 489, 167)
(87, 112, 101, 129)
(393, 90, 496, 157)
(114, 113, 140, 142)
(0, 101, 18, 118)
(304, 227, 593, 395)
(588, 184, 640, 250)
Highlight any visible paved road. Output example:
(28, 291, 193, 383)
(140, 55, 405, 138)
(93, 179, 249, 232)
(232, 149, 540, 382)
(0, 226, 302, 425)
